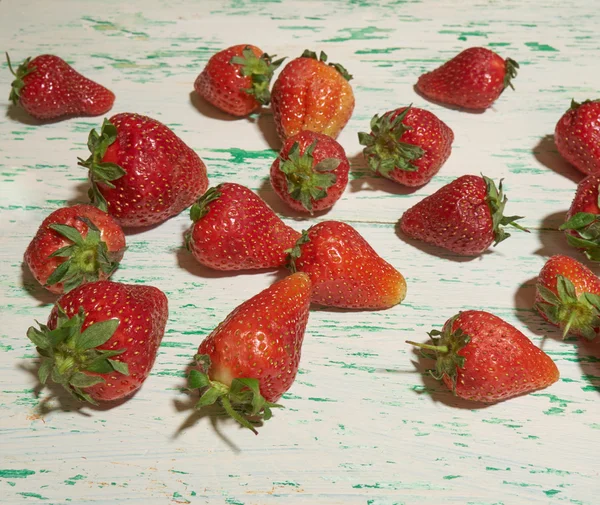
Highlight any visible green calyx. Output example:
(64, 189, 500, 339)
(569, 98, 600, 111)
(285, 229, 311, 273)
(503, 57, 519, 90)
(301, 49, 353, 81)
(230, 46, 285, 105)
(535, 275, 600, 340)
(6, 52, 36, 105)
(26, 306, 128, 404)
(559, 210, 600, 262)
(77, 119, 126, 212)
(189, 186, 221, 222)
(358, 107, 424, 179)
(483, 175, 528, 246)
(188, 354, 281, 434)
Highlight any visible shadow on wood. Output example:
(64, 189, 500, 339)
(532, 134, 582, 184)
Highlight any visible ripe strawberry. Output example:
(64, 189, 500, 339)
(270, 50, 355, 140)
(194, 44, 284, 117)
(416, 47, 519, 110)
(554, 99, 600, 176)
(534, 255, 600, 341)
(358, 105, 454, 187)
(26, 280, 168, 404)
(185, 183, 300, 270)
(6, 53, 115, 120)
(24, 205, 126, 295)
(188, 272, 311, 433)
(407, 310, 559, 403)
(78, 114, 209, 227)
(400, 174, 527, 256)
(270, 130, 349, 213)
(288, 220, 406, 309)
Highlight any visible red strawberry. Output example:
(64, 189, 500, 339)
(534, 255, 600, 341)
(194, 44, 284, 117)
(400, 174, 527, 256)
(270, 130, 349, 213)
(554, 99, 600, 176)
(24, 204, 126, 294)
(185, 183, 300, 270)
(416, 47, 519, 110)
(408, 310, 559, 403)
(78, 114, 209, 228)
(188, 272, 311, 433)
(270, 50, 355, 140)
(26, 280, 168, 404)
(358, 105, 454, 187)
(288, 220, 406, 309)
(6, 53, 115, 120)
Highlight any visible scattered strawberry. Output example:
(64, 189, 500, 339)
(270, 50, 355, 140)
(26, 280, 168, 404)
(78, 114, 209, 227)
(400, 174, 527, 256)
(407, 310, 559, 403)
(188, 272, 311, 433)
(6, 53, 115, 120)
(194, 44, 284, 117)
(416, 47, 519, 110)
(24, 205, 126, 295)
(288, 220, 406, 309)
(534, 255, 600, 341)
(554, 99, 600, 176)
(358, 105, 454, 187)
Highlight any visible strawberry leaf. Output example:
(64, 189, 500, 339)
(503, 58, 519, 90)
(482, 175, 528, 246)
(230, 46, 285, 105)
(6, 53, 36, 105)
(190, 186, 221, 222)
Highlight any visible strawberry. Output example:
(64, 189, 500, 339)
(407, 310, 559, 403)
(194, 44, 284, 117)
(6, 53, 115, 120)
(26, 280, 168, 404)
(416, 47, 519, 110)
(287, 220, 406, 309)
(185, 183, 300, 270)
(534, 255, 600, 341)
(188, 272, 311, 433)
(358, 105, 454, 187)
(24, 204, 126, 295)
(400, 174, 527, 256)
(78, 114, 209, 228)
(554, 99, 600, 176)
(270, 130, 349, 213)
(270, 50, 355, 140)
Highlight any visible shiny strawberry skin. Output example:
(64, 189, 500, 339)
(567, 175, 600, 218)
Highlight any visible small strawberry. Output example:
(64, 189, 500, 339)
(188, 272, 311, 433)
(78, 114, 209, 228)
(407, 310, 559, 403)
(270, 50, 355, 140)
(358, 105, 454, 187)
(24, 204, 126, 294)
(26, 280, 168, 404)
(400, 174, 527, 256)
(534, 255, 600, 341)
(554, 99, 600, 176)
(194, 44, 284, 117)
(270, 130, 349, 213)
(6, 53, 115, 120)
(287, 220, 406, 309)
(416, 47, 519, 110)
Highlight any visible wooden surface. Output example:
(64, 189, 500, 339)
(1, 0, 599, 503)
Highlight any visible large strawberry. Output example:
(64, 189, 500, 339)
(270, 50, 354, 140)
(288, 220, 406, 309)
(407, 310, 559, 403)
(6, 53, 115, 120)
(400, 174, 527, 256)
(185, 183, 300, 270)
(188, 272, 311, 433)
(26, 280, 168, 404)
(270, 130, 349, 213)
(358, 105, 454, 187)
(78, 114, 209, 227)
(416, 47, 519, 110)
(194, 44, 284, 117)
(534, 255, 600, 341)
(554, 99, 600, 176)
(24, 205, 126, 294)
